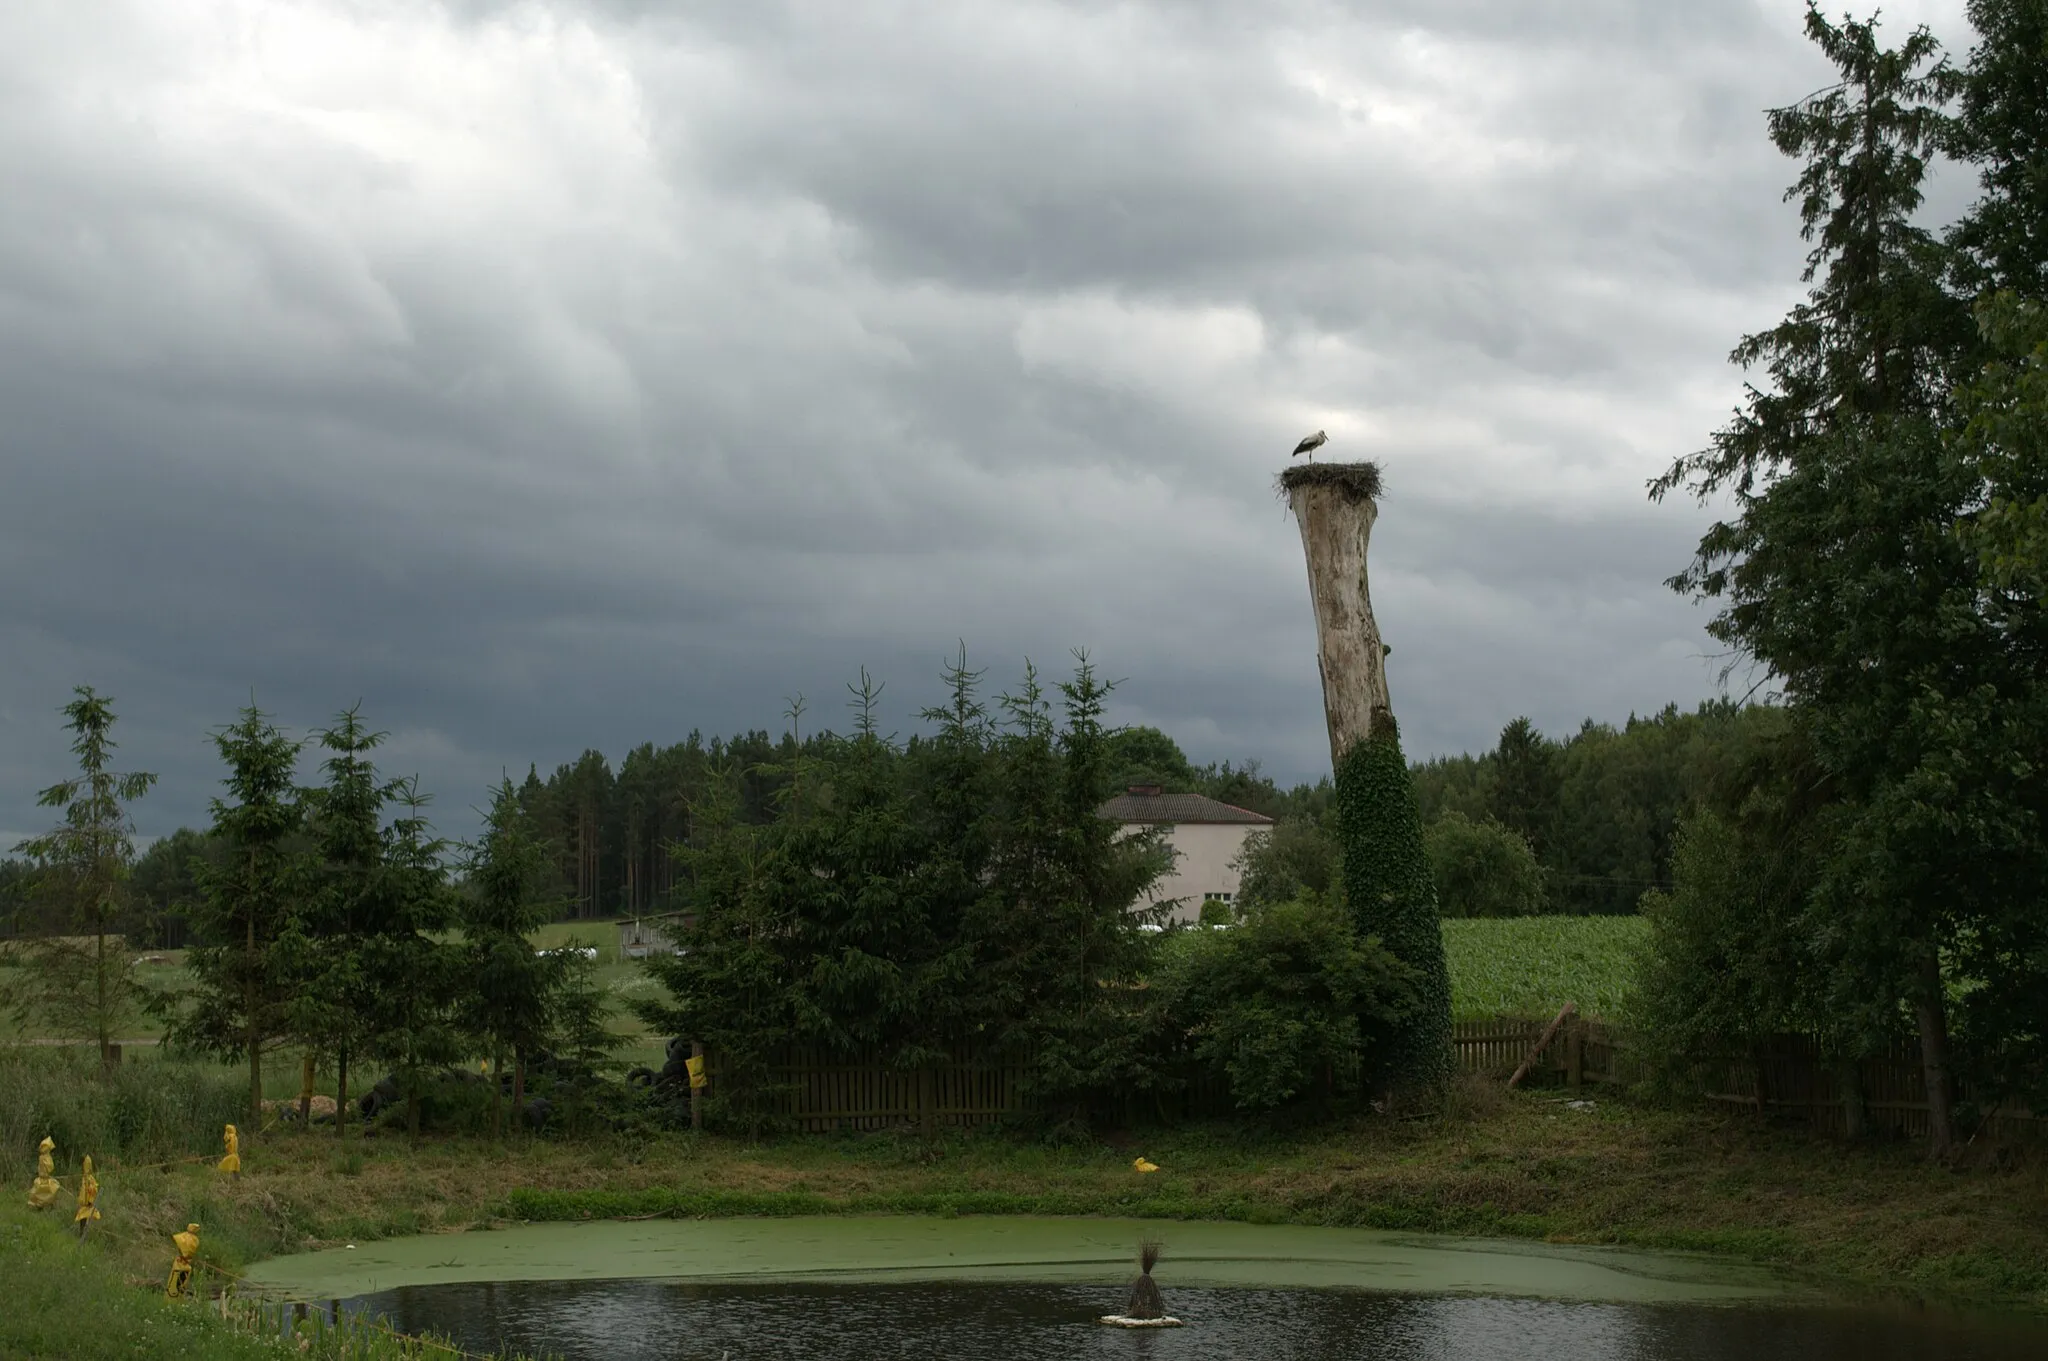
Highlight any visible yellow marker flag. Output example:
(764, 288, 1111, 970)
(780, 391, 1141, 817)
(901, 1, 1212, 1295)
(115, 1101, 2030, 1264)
(73, 1157, 100, 1237)
(686, 1054, 707, 1090)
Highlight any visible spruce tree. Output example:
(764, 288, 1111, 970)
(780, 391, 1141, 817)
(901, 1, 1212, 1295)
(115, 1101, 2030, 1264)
(174, 704, 306, 1123)
(1335, 708, 1451, 1098)
(634, 760, 797, 1135)
(1487, 716, 1560, 867)
(991, 656, 1164, 1121)
(283, 705, 398, 1138)
(7, 687, 156, 1067)
(780, 671, 933, 1064)
(362, 777, 462, 1139)
(461, 778, 564, 1138)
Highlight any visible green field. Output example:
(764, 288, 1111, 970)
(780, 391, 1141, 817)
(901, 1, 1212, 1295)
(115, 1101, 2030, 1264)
(1442, 915, 1646, 1022)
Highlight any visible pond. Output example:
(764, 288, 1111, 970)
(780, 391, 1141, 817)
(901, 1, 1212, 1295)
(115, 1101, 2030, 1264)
(244, 1217, 2048, 1361)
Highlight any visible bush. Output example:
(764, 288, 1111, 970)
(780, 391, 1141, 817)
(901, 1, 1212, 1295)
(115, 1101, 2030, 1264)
(1232, 815, 1341, 911)
(1424, 811, 1546, 917)
(1156, 897, 1417, 1112)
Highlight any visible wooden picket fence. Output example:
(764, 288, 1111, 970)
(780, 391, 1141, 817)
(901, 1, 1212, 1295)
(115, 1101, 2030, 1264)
(706, 1045, 1028, 1133)
(705, 1018, 2042, 1139)
(1452, 1016, 2043, 1141)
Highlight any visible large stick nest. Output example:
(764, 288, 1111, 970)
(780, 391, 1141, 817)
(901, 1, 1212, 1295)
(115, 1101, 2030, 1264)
(1279, 461, 1382, 501)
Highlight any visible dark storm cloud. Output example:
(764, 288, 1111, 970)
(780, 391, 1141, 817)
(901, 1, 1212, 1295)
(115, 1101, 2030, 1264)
(0, 0, 1975, 846)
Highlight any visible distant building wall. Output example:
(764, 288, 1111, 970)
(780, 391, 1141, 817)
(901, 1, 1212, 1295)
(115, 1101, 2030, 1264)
(1141, 822, 1264, 924)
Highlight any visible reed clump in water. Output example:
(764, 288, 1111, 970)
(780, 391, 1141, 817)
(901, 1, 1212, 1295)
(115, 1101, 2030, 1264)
(1126, 1239, 1165, 1320)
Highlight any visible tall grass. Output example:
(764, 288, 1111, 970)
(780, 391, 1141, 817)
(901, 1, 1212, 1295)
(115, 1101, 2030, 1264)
(0, 1046, 246, 1168)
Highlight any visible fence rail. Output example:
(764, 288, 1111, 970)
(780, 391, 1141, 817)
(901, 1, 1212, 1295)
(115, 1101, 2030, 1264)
(705, 1019, 2041, 1139)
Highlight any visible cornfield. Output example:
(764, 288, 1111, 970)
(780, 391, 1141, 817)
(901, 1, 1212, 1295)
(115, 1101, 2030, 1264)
(1442, 915, 1646, 1021)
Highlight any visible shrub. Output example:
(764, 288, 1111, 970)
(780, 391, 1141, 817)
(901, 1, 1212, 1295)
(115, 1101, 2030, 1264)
(1232, 815, 1341, 911)
(1156, 897, 1417, 1112)
(1424, 811, 1546, 917)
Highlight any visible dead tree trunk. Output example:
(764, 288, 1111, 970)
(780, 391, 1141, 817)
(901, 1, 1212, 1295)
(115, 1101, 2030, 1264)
(1283, 463, 1391, 766)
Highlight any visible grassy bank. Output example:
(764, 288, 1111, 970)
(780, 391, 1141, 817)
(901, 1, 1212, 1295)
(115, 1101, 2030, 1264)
(15, 1056, 2044, 1316)
(0, 1196, 543, 1359)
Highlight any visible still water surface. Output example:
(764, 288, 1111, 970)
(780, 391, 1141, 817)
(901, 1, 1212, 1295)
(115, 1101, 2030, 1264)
(349, 1277, 2048, 1361)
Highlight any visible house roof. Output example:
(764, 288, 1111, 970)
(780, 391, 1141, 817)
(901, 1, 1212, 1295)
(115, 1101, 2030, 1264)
(1097, 790, 1275, 825)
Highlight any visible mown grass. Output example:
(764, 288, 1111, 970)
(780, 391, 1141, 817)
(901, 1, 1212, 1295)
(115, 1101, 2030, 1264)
(1442, 915, 1648, 1020)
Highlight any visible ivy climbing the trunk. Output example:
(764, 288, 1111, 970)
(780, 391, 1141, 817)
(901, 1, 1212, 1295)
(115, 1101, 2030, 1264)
(1336, 708, 1451, 1099)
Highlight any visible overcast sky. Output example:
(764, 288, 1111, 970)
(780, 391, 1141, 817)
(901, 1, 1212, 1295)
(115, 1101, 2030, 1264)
(0, 0, 1983, 847)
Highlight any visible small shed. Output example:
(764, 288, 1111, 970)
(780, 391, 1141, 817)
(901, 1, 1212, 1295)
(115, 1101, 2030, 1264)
(618, 914, 691, 957)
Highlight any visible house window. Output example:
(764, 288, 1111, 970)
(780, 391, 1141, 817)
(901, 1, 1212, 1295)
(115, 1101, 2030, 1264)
(1203, 892, 1233, 903)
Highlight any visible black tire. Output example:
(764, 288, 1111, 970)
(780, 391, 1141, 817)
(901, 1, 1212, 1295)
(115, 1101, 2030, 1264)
(626, 1066, 655, 1088)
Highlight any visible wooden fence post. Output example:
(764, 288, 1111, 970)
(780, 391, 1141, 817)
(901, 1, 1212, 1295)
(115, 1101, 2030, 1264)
(1508, 1003, 1576, 1089)
(1566, 1019, 1584, 1092)
(1836, 1058, 1867, 1139)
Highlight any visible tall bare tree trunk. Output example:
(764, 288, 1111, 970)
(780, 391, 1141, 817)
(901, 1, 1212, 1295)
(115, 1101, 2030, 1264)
(513, 1050, 527, 1136)
(1283, 464, 1392, 765)
(247, 876, 262, 1126)
(1913, 947, 1956, 1158)
(96, 923, 113, 1071)
(336, 1044, 350, 1141)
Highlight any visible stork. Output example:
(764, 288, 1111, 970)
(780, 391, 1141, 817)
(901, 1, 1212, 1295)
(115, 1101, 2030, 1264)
(1291, 429, 1327, 460)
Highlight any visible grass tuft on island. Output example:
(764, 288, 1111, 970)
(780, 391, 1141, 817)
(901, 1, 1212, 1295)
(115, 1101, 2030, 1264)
(12, 1056, 2043, 1318)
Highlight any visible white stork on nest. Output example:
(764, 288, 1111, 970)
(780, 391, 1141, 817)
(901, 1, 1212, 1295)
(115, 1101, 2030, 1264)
(1291, 429, 1328, 460)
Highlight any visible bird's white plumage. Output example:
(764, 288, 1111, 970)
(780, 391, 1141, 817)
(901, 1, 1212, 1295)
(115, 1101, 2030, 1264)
(1291, 429, 1328, 458)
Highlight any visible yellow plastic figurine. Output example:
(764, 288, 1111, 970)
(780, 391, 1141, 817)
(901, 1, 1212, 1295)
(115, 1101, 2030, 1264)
(166, 1223, 201, 1299)
(27, 1136, 59, 1209)
(73, 1156, 100, 1239)
(218, 1124, 240, 1176)
(1132, 1157, 1159, 1174)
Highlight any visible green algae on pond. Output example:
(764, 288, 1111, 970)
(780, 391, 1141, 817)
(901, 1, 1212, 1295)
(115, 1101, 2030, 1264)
(245, 1215, 1796, 1305)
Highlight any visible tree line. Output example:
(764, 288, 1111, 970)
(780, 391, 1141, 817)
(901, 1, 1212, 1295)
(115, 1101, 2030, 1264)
(1230, 700, 1777, 919)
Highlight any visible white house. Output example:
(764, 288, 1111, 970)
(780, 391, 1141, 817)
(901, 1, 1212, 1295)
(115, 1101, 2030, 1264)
(1097, 784, 1275, 925)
